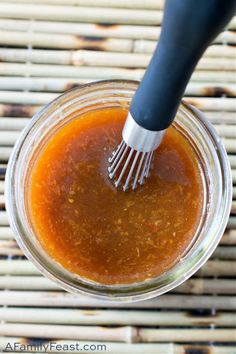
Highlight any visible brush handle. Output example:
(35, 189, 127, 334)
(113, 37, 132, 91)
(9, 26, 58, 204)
(130, 0, 236, 132)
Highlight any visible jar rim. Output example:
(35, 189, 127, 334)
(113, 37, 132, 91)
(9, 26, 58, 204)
(5, 79, 232, 302)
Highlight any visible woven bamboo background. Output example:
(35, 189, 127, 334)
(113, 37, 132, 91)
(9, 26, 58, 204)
(0, 0, 236, 353)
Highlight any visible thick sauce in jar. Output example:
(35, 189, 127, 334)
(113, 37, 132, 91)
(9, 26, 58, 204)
(29, 107, 204, 285)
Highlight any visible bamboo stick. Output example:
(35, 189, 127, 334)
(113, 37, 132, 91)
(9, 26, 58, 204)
(0, 260, 39, 275)
(213, 246, 236, 259)
(1, 323, 236, 343)
(231, 201, 236, 214)
(0, 18, 235, 44)
(175, 279, 236, 295)
(215, 125, 236, 138)
(0, 77, 235, 97)
(183, 97, 236, 112)
(0, 88, 235, 112)
(205, 112, 236, 124)
(0, 226, 13, 239)
(0, 77, 91, 92)
(0, 323, 135, 343)
(0, 19, 163, 41)
(0, 182, 4, 193)
(0, 275, 235, 295)
(0, 291, 235, 309)
(0, 3, 164, 25)
(0, 132, 20, 146)
(0, 259, 235, 277)
(221, 139, 236, 153)
(0, 165, 6, 180)
(2, 0, 236, 33)
(0, 117, 29, 130)
(197, 260, 236, 277)
(0, 91, 57, 105)
(217, 229, 236, 245)
(134, 32, 236, 53)
(0, 2, 235, 33)
(139, 328, 236, 343)
(0, 104, 40, 117)
(185, 83, 236, 97)
(0, 147, 13, 161)
(0, 339, 234, 354)
(0, 31, 134, 52)
(0, 307, 235, 327)
(0, 341, 233, 354)
(228, 216, 236, 229)
(0, 195, 5, 209)
(0, 239, 23, 255)
(191, 71, 236, 83)
(1, 48, 236, 71)
(228, 155, 236, 168)
(232, 170, 236, 184)
(1, 63, 236, 84)
(0, 0, 167, 11)
(233, 187, 236, 199)
(75, 53, 236, 71)
(0, 212, 8, 225)
(0, 63, 145, 79)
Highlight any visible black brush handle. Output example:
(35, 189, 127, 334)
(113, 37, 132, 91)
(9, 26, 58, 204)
(130, 0, 236, 131)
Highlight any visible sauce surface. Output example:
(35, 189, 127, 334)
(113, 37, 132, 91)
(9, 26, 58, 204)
(29, 107, 204, 285)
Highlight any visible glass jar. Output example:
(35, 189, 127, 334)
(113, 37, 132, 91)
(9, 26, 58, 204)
(5, 80, 232, 302)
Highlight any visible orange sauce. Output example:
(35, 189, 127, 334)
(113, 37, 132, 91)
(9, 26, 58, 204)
(29, 107, 204, 284)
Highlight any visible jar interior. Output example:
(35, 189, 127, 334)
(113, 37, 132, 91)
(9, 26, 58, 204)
(7, 81, 228, 300)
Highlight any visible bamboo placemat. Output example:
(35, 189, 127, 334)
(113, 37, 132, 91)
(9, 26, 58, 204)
(0, 1, 236, 353)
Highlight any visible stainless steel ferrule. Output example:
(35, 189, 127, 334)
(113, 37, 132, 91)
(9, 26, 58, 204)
(122, 112, 166, 153)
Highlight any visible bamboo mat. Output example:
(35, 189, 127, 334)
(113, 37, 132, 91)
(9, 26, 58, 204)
(0, 1, 236, 353)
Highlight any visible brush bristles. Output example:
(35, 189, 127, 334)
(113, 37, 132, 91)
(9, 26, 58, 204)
(108, 140, 153, 191)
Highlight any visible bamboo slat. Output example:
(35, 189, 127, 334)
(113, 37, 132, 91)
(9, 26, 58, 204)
(138, 328, 236, 342)
(1, 63, 236, 85)
(0, 2, 235, 30)
(0, 111, 235, 127)
(0, 104, 41, 117)
(0, 307, 235, 327)
(0, 89, 235, 111)
(0, 31, 235, 53)
(0, 323, 135, 343)
(0, 338, 235, 354)
(2, 0, 236, 33)
(0, 182, 5, 193)
(0, 0, 165, 10)
(0, 291, 235, 310)
(0, 18, 235, 42)
(1, 323, 236, 343)
(0, 275, 235, 295)
(0, 117, 30, 130)
(139, 328, 236, 343)
(0, 3, 164, 25)
(1, 48, 236, 67)
(0, 77, 235, 98)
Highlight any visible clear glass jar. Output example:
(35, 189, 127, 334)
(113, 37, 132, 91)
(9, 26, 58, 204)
(5, 80, 232, 302)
